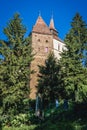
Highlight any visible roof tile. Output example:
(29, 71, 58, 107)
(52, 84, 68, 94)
(32, 16, 52, 35)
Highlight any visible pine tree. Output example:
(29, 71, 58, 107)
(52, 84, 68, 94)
(37, 53, 60, 105)
(59, 13, 87, 102)
(0, 13, 33, 115)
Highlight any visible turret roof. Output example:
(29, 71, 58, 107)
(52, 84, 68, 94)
(49, 17, 55, 30)
(32, 15, 64, 43)
(32, 16, 52, 35)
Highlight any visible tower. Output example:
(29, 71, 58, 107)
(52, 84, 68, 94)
(30, 15, 65, 99)
(30, 16, 53, 99)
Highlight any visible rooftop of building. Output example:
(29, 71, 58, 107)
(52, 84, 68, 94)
(32, 15, 64, 43)
(32, 16, 52, 35)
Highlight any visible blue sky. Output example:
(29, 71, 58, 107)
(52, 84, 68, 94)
(0, 0, 87, 40)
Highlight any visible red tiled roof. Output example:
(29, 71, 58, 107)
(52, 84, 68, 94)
(32, 16, 64, 43)
(32, 16, 52, 35)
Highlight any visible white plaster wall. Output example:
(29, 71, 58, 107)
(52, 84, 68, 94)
(53, 39, 66, 59)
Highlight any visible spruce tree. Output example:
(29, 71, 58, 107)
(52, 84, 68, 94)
(37, 53, 60, 105)
(0, 13, 33, 116)
(59, 13, 87, 102)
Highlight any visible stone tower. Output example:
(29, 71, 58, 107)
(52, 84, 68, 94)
(30, 15, 65, 99)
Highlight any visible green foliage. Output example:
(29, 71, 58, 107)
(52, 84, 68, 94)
(0, 13, 33, 124)
(2, 125, 37, 130)
(1, 102, 87, 130)
(35, 101, 87, 130)
(10, 113, 30, 126)
(0, 100, 36, 127)
(37, 53, 61, 104)
(58, 13, 87, 102)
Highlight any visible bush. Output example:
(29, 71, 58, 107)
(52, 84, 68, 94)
(10, 113, 30, 126)
(1, 112, 35, 127)
(2, 125, 37, 130)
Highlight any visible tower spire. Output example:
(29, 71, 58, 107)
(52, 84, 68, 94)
(39, 10, 41, 17)
(49, 15, 55, 30)
(49, 15, 58, 37)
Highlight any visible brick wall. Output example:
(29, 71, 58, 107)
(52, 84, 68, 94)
(30, 32, 53, 99)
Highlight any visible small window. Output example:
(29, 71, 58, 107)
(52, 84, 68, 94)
(38, 39, 40, 42)
(46, 40, 48, 43)
(45, 47, 48, 52)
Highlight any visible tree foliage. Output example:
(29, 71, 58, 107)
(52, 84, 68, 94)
(0, 13, 33, 116)
(37, 53, 61, 104)
(59, 13, 87, 102)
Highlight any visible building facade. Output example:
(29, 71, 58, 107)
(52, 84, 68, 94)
(30, 15, 65, 99)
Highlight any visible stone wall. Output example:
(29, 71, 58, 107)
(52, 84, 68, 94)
(30, 32, 53, 99)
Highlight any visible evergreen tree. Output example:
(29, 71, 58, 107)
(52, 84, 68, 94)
(59, 13, 87, 102)
(37, 53, 60, 104)
(0, 13, 33, 116)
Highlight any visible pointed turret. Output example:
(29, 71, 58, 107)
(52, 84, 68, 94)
(49, 17, 55, 30)
(49, 17, 58, 38)
(32, 16, 51, 35)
